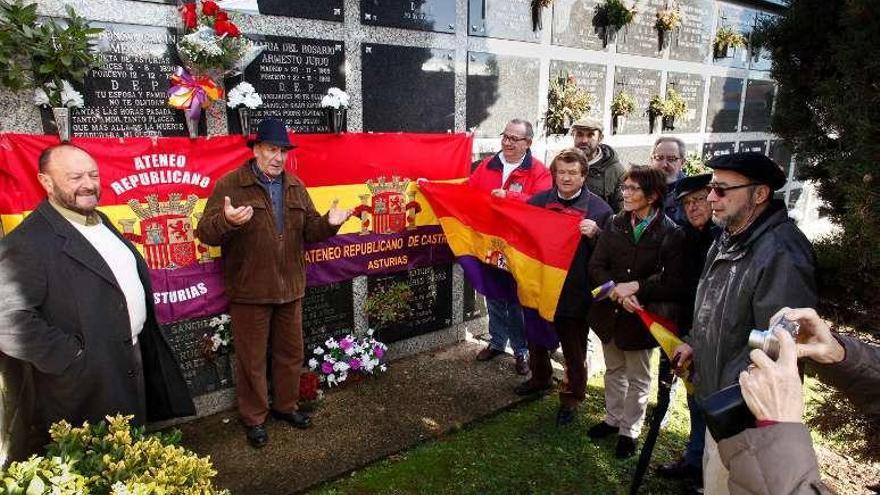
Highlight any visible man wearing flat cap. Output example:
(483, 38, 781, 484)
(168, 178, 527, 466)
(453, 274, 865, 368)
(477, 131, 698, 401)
(196, 119, 351, 448)
(670, 152, 817, 494)
(570, 117, 625, 212)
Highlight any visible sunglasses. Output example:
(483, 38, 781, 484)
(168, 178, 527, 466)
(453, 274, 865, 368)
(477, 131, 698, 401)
(707, 182, 757, 197)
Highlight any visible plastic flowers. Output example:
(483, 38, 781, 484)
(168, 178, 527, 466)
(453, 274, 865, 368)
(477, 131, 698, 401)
(175, 1, 262, 76)
(33, 80, 85, 108)
(226, 81, 263, 109)
(308, 329, 388, 387)
(167, 66, 224, 120)
(320, 87, 350, 109)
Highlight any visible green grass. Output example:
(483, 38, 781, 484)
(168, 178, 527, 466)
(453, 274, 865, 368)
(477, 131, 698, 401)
(308, 371, 845, 495)
(308, 371, 693, 495)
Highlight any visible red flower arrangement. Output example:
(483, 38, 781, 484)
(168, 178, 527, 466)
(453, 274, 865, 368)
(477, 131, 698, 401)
(174, 1, 259, 76)
(299, 371, 321, 401)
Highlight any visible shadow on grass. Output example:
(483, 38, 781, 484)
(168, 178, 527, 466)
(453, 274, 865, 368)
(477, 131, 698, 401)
(308, 379, 694, 495)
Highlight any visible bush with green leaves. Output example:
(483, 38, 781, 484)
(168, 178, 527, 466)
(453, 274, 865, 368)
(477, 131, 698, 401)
(545, 73, 594, 134)
(598, 0, 636, 30)
(0, 415, 229, 494)
(0, 1, 101, 105)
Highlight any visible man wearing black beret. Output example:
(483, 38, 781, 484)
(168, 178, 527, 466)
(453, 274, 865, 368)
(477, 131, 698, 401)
(670, 152, 817, 495)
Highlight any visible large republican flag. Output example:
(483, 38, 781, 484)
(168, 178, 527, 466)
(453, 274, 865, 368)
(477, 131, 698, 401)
(0, 132, 472, 324)
(419, 182, 582, 324)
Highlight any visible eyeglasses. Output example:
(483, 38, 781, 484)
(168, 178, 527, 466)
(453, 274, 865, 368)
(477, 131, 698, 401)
(682, 194, 709, 208)
(619, 184, 642, 193)
(707, 182, 757, 197)
(500, 133, 529, 143)
(652, 155, 681, 163)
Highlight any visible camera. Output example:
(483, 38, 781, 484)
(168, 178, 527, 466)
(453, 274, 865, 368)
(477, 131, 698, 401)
(748, 314, 800, 359)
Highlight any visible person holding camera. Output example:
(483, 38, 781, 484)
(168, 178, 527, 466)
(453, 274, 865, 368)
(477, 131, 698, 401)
(720, 307, 880, 494)
(670, 152, 818, 494)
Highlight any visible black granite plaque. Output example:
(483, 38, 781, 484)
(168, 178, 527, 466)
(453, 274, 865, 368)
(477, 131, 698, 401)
(706, 76, 743, 133)
(462, 278, 483, 320)
(786, 187, 802, 209)
(713, 5, 754, 69)
(741, 79, 775, 132)
(549, 60, 606, 119)
(468, 0, 541, 43)
(361, 0, 456, 33)
(665, 72, 705, 133)
(368, 264, 453, 343)
(617, 0, 669, 57)
(466, 52, 540, 138)
(361, 43, 454, 132)
(163, 317, 234, 397)
(42, 22, 198, 138)
(616, 146, 654, 168)
(669, 0, 712, 63)
(302, 280, 355, 362)
(257, 0, 344, 21)
(225, 36, 345, 134)
(738, 140, 767, 154)
(769, 139, 793, 177)
(613, 67, 662, 135)
(702, 142, 736, 161)
(550, 0, 604, 51)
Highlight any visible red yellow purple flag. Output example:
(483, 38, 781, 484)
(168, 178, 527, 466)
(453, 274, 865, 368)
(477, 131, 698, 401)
(635, 308, 694, 392)
(419, 181, 581, 322)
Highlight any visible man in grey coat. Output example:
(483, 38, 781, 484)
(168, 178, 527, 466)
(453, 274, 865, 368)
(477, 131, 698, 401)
(0, 144, 194, 461)
(720, 307, 880, 495)
(671, 152, 817, 494)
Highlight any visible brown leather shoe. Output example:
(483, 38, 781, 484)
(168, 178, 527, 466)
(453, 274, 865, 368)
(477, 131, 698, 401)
(476, 346, 504, 361)
(514, 355, 529, 375)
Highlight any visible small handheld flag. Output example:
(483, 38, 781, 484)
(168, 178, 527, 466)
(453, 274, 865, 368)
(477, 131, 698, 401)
(591, 280, 616, 301)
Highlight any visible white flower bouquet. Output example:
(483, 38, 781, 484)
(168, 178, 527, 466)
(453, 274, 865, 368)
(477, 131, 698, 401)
(226, 81, 263, 109)
(33, 80, 85, 108)
(308, 329, 388, 387)
(320, 87, 350, 109)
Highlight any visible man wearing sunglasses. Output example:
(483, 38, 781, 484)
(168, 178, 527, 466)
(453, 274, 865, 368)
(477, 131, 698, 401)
(468, 119, 551, 375)
(670, 152, 817, 495)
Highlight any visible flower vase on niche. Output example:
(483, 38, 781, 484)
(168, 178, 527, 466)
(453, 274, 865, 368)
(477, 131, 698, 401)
(238, 108, 250, 136)
(184, 114, 200, 139)
(226, 82, 262, 136)
(51, 107, 71, 142)
(324, 107, 347, 133)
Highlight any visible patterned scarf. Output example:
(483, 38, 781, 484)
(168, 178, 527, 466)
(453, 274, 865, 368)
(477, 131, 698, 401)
(632, 208, 657, 243)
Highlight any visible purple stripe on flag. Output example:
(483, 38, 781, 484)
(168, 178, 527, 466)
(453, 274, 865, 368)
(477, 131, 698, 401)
(456, 255, 518, 303)
(523, 307, 560, 350)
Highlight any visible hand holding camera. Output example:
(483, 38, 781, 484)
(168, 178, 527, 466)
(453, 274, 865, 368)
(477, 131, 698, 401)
(738, 328, 804, 423)
(768, 307, 846, 364)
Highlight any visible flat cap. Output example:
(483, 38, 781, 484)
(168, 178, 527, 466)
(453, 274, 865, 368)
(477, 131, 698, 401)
(675, 173, 712, 200)
(570, 117, 603, 133)
(706, 152, 786, 190)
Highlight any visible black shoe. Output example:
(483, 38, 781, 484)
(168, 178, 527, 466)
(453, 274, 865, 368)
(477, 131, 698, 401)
(556, 405, 577, 426)
(246, 424, 268, 448)
(513, 380, 552, 396)
(514, 355, 529, 375)
(587, 421, 619, 439)
(476, 346, 504, 361)
(615, 435, 638, 459)
(656, 458, 702, 480)
(271, 410, 311, 429)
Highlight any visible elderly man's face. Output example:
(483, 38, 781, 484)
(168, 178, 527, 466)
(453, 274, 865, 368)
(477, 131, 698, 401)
(572, 127, 602, 158)
(682, 188, 711, 229)
(253, 142, 289, 178)
(38, 146, 101, 215)
(652, 141, 683, 183)
(707, 169, 762, 231)
(554, 159, 585, 198)
(500, 122, 531, 163)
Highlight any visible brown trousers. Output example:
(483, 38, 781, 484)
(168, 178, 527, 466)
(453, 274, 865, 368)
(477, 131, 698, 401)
(230, 300, 303, 426)
(528, 318, 589, 407)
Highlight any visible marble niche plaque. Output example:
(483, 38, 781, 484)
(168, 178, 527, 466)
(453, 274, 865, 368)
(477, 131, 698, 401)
(361, 0, 456, 33)
(466, 52, 540, 138)
(43, 22, 195, 138)
(462, 279, 484, 321)
(669, 0, 712, 63)
(612, 67, 662, 135)
(468, 0, 541, 43)
(741, 79, 775, 132)
(225, 36, 345, 134)
(616, 0, 669, 57)
(705, 76, 743, 133)
(257, 0, 344, 21)
(549, 60, 606, 120)
(713, 5, 755, 69)
(163, 317, 234, 397)
(748, 12, 776, 72)
(738, 140, 767, 154)
(361, 43, 454, 132)
(665, 72, 705, 133)
(616, 146, 654, 167)
(550, 0, 604, 51)
(703, 141, 736, 160)
(302, 280, 355, 362)
(368, 264, 453, 343)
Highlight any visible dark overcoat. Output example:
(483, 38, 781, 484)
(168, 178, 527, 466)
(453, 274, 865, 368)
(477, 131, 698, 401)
(0, 200, 194, 458)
